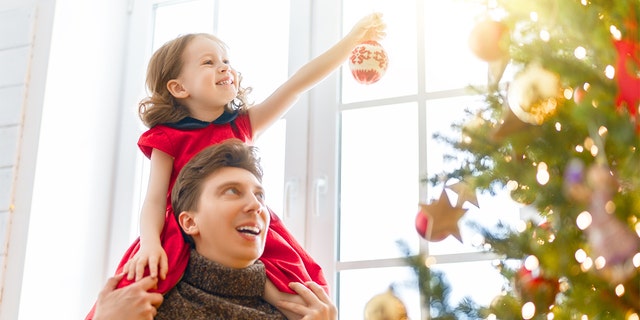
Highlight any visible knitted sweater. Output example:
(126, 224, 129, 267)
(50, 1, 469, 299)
(155, 250, 286, 320)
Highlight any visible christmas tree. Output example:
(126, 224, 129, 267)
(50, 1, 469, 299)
(409, 0, 640, 319)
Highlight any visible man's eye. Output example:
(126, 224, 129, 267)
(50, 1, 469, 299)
(255, 191, 265, 201)
(224, 187, 240, 195)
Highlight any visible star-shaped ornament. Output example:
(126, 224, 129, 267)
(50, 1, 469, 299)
(490, 106, 530, 142)
(447, 181, 479, 208)
(418, 190, 467, 243)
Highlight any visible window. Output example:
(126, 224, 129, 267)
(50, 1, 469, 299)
(122, 1, 522, 319)
(326, 1, 522, 319)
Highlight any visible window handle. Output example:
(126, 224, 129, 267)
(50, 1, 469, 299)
(283, 178, 298, 219)
(314, 175, 328, 217)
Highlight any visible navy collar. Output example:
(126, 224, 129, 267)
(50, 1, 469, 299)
(164, 110, 239, 130)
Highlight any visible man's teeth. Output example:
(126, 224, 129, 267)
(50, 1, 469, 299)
(237, 226, 260, 235)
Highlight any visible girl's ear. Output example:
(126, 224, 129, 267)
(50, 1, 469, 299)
(178, 211, 199, 236)
(167, 79, 189, 99)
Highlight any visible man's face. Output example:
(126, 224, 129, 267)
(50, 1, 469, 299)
(181, 167, 269, 268)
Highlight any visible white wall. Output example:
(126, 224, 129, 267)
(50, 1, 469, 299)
(0, 1, 53, 319)
(0, 0, 131, 318)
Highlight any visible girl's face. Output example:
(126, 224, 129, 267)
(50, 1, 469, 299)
(182, 167, 269, 269)
(174, 36, 239, 113)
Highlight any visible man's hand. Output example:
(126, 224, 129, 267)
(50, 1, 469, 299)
(93, 273, 164, 320)
(276, 282, 337, 320)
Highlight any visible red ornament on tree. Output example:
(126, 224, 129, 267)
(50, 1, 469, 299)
(468, 19, 509, 62)
(348, 41, 388, 84)
(514, 265, 559, 311)
(614, 39, 640, 117)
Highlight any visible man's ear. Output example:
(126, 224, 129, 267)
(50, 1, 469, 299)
(178, 211, 199, 236)
(167, 79, 189, 99)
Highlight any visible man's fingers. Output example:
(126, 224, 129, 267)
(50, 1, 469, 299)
(136, 275, 159, 291)
(149, 292, 164, 308)
(288, 282, 318, 304)
(304, 282, 331, 303)
(101, 273, 125, 294)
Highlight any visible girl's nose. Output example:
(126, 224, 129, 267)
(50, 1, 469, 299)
(218, 63, 230, 72)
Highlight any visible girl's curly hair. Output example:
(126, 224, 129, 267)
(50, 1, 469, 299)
(138, 33, 252, 128)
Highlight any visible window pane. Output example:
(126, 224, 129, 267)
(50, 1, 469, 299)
(339, 104, 420, 261)
(430, 260, 506, 308)
(153, 0, 215, 48)
(254, 119, 286, 217)
(338, 267, 420, 320)
(424, 0, 486, 92)
(216, 0, 290, 101)
(341, 0, 417, 103)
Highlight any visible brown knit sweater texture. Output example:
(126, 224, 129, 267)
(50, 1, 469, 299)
(155, 250, 286, 319)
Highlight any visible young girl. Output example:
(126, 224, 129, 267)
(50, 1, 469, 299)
(86, 12, 385, 320)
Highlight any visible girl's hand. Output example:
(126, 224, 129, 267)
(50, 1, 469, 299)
(348, 12, 387, 43)
(124, 241, 168, 282)
(276, 282, 337, 320)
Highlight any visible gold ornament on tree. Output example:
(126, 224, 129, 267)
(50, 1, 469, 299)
(364, 287, 408, 320)
(507, 63, 563, 125)
(468, 19, 510, 62)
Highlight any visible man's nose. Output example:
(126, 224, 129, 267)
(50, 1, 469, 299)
(246, 194, 263, 214)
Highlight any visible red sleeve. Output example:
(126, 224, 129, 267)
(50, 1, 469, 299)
(137, 126, 176, 159)
(235, 112, 254, 142)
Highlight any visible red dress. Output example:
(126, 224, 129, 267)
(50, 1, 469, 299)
(85, 111, 327, 319)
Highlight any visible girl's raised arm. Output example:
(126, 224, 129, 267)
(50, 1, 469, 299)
(248, 12, 386, 137)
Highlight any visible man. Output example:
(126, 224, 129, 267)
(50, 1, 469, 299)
(93, 139, 336, 319)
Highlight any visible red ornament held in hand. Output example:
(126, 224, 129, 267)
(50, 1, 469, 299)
(349, 41, 388, 85)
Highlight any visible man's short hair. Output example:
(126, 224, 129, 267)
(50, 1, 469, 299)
(171, 139, 263, 247)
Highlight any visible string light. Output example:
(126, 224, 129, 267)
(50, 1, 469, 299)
(575, 249, 587, 263)
(605, 65, 615, 79)
(632, 253, 640, 267)
(576, 211, 592, 230)
(522, 302, 536, 319)
(574, 46, 587, 59)
(610, 25, 622, 40)
(594, 256, 606, 269)
(536, 162, 550, 185)
(540, 30, 550, 41)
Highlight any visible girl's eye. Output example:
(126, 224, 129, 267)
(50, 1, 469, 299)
(203, 60, 214, 65)
(223, 59, 231, 65)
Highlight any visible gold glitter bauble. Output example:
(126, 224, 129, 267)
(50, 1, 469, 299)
(364, 288, 408, 320)
(507, 64, 563, 125)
